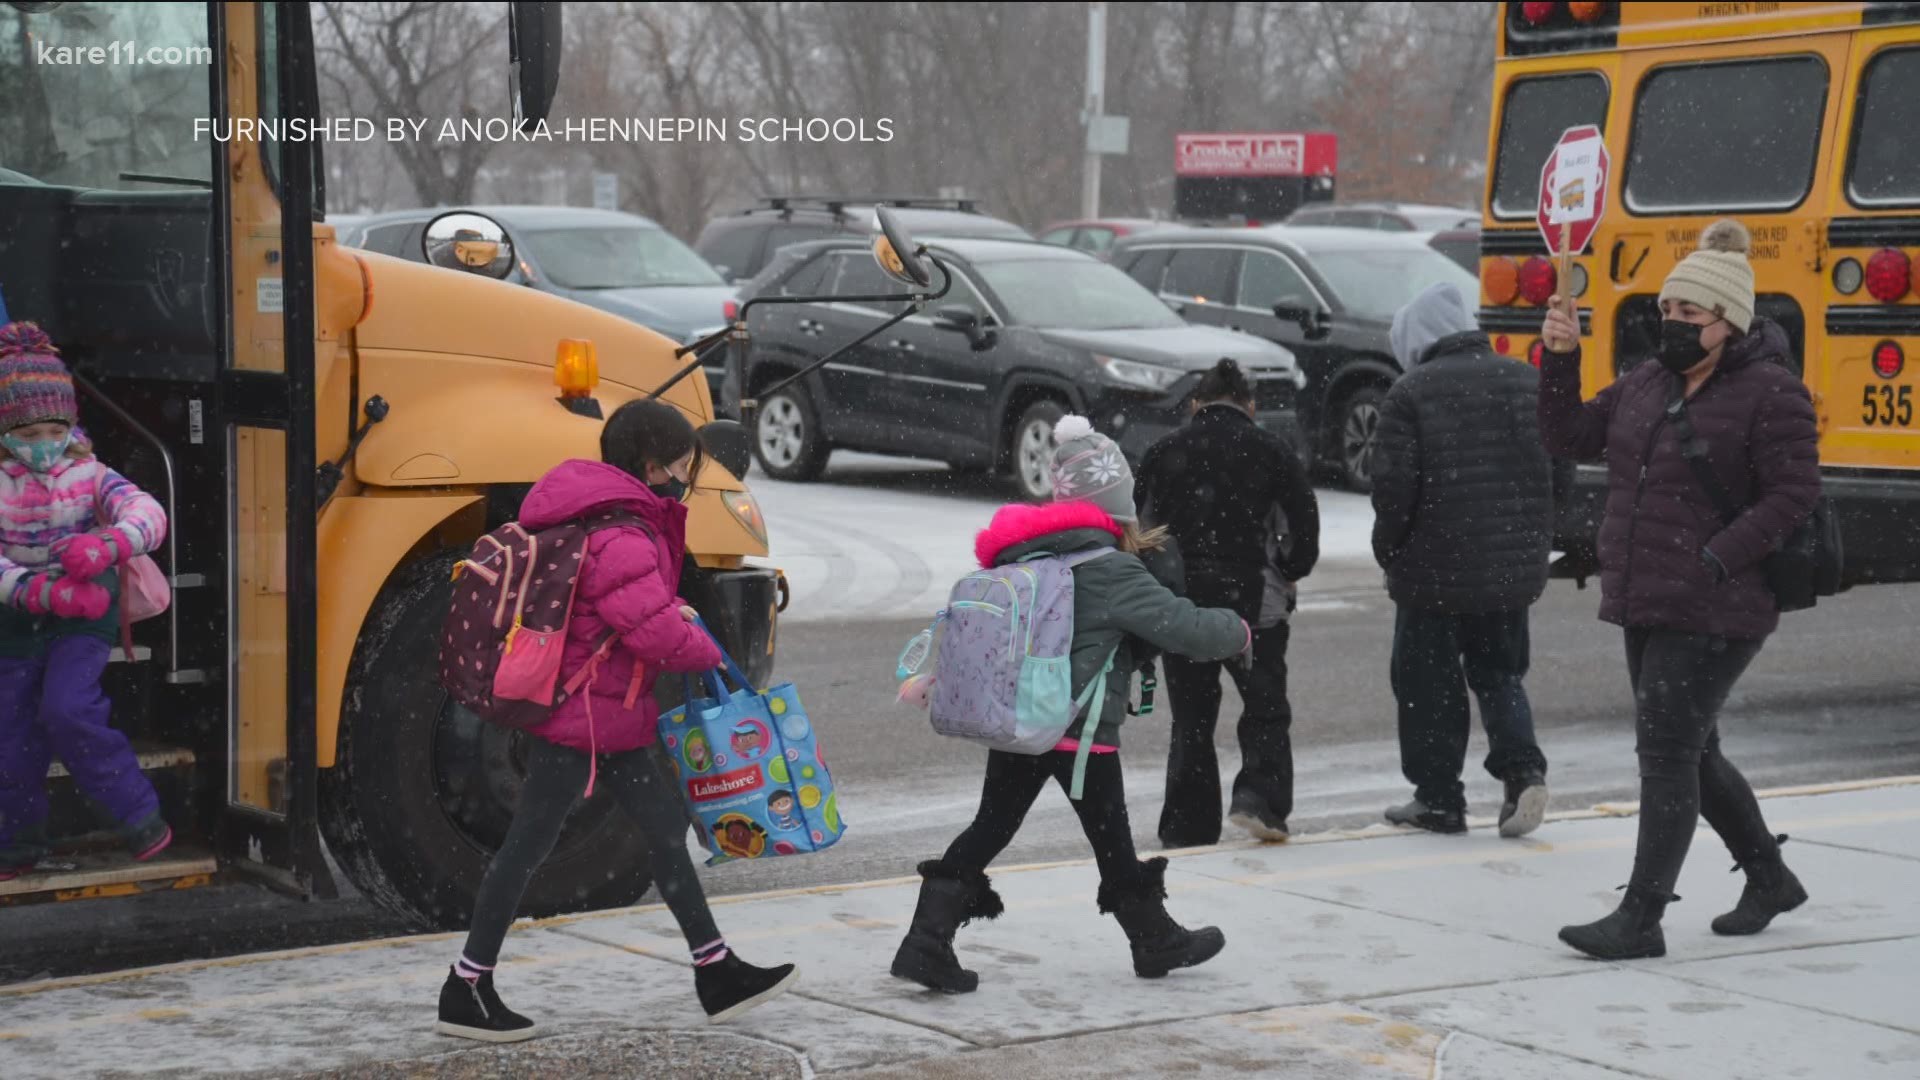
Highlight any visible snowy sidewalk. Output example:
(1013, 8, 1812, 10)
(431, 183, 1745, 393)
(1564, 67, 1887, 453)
(4, 779, 1917, 1079)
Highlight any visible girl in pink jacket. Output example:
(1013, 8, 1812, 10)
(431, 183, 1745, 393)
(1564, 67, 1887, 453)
(439, 400, 798, 1043)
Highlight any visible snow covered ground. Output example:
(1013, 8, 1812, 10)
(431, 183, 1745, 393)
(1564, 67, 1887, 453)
(746, 453, 1380, 624)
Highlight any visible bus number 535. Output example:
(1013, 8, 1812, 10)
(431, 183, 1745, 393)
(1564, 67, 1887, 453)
(1862, 385, 1913, 427)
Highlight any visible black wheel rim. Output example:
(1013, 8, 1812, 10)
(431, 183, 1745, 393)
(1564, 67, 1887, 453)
(428, 693, 615, 857)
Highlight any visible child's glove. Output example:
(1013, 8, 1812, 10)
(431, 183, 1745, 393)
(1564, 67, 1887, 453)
(16, 572, 111, 620)
(52, 530, 127, 580)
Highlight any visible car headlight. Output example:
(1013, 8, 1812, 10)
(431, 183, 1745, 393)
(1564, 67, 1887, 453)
(1095, 355, 1185, 393)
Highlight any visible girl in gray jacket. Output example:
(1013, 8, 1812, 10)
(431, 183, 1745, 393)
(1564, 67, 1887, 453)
(891, 417, 1250, 994)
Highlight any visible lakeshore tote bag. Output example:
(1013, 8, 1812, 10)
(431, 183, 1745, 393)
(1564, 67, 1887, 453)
(657, 626, 845, 866)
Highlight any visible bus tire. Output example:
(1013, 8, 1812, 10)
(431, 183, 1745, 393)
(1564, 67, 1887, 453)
(319, 549, 658, 930)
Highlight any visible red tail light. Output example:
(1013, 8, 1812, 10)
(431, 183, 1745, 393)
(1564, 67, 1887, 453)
(1865, 248, 1911, 303)
(1521, 2, 1558, 24)
(723, 299, 740, 321)
(1528, 340, 1546, 367)
(1517, 256, 1557, 306)
(1875, 340, 1906, 380)
(1494, 334, 1513, 356)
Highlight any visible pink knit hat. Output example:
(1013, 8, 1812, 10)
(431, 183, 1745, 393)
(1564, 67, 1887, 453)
(0, 322, 78, 433)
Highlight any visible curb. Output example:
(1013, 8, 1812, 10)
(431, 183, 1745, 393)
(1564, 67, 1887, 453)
(5, 773, 1915, 998)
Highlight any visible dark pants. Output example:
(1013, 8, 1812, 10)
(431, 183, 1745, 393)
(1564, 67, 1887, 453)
(463, 739, 719, 967)
(1159, 622, 1293, 846)
(1390, 606, 1547, 813)
(0, 636, 158, 852)
(1625, 627, 1777, 896)
(945, 749, 1137, 886)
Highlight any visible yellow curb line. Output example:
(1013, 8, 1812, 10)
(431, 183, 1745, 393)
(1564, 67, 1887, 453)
(5, 773, 1914, 999)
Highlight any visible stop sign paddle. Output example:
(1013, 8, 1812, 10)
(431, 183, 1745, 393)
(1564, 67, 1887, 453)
(1538, 124, 1609, 319)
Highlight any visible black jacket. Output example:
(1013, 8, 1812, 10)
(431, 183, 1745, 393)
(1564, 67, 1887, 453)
(1135, 404, 1321, 622)
(1370, 330, 1553, 613)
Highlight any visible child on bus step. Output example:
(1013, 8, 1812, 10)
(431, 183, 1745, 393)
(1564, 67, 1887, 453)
(891, 417, 1252, 994)
(0, 322, 172, 881)
(438, 399, 797, 1043)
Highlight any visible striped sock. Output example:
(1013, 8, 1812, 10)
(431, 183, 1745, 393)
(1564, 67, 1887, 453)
(691, 938, 730, 967)
(454, 955, 493, 984)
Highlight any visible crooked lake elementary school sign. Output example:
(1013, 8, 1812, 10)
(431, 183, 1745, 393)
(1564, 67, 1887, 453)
(1175, 132, 1339, 177)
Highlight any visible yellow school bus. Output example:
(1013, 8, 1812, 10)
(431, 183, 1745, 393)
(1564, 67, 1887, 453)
(0, 2, 778, 926)
(1477, 1, 1920, 585)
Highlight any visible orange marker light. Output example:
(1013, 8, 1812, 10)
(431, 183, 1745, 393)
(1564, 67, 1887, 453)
(1568, 2, 1606, 23)
(1484, 256, 1521, 306)
(555, 338, 599, 398)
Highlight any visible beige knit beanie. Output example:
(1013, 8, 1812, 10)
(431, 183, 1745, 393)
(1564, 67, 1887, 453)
(1659, 219, 1755, 333)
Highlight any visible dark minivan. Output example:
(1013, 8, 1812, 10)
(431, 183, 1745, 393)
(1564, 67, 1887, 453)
(1112, 225, 1479, 490)
(732, 236, 1304, 499)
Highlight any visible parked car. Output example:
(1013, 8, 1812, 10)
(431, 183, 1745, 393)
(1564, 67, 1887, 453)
(1110, 225, 1479, 492)
(1427, 226, 1481, 272)
(1037, 218, 1171, 257)
(733, 236, 1304, 499)
(695, 197, 1032, 285)
(1285, 201, 1479, 234)
(341, 205, 735, 396)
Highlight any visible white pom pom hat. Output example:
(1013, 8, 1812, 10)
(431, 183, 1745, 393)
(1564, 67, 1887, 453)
(1048, 414, 1136, 523)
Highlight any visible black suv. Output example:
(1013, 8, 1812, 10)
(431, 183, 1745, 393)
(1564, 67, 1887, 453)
(695, 197, 1032, 285)
(1111, 225, 1480, 491)
(733, 237, 1305, 499)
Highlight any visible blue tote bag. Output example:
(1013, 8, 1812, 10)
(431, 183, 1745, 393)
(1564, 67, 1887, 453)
(657, 628, 846, 866)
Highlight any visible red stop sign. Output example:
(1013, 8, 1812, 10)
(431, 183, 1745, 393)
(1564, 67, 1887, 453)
(1538, 124, 1609, 258)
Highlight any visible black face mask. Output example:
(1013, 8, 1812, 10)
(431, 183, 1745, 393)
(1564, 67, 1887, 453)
(650, 479, 687, 502)
(1657, 318, 1716, 375)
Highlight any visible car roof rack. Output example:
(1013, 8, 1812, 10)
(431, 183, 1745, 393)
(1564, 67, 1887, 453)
(746, 195, 982, 218)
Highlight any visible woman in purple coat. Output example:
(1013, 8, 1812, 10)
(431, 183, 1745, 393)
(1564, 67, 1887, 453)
(1537, 221, 1819, 961)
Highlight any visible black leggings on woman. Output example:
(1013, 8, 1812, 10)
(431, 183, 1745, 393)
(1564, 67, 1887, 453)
(944, 749, 1138, 884)
(1625, 627, 1780, 896)
(462, 738, 719, 967)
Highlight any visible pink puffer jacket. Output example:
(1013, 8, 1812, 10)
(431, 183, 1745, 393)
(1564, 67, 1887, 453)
(519, 459, 720, 754)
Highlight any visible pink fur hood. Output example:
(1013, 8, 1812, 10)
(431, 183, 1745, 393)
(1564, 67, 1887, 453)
(974, 501, 1124, 568)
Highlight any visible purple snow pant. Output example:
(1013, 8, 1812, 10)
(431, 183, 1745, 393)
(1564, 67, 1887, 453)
(0, 636, 158, 846)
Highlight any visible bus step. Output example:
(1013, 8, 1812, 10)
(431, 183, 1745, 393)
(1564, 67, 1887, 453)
(46, 742, 193, 780)
(107, 645, 151, 664)
(0, 848, 217, 905)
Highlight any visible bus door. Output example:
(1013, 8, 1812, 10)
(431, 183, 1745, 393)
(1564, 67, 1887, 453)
(218, 0, 330, 897)
(1606, 32, 1854, 382)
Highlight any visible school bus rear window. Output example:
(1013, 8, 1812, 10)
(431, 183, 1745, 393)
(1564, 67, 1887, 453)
(1491, 73, 1609, 218)
(1625, 56, 1828, 215)
(1848, 47, 1920, 207)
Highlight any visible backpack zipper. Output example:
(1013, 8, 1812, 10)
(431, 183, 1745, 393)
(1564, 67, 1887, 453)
(491, 529, 522, 629)
(504, 531, 540, 652)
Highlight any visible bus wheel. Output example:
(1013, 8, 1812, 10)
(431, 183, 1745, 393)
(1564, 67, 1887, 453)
(320, 550, 657, 930)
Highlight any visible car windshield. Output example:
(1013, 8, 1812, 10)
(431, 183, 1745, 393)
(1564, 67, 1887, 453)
(974, 257, 1187, 330)
(522, 226, 726, 290)
(1309, 247, 1480, 322)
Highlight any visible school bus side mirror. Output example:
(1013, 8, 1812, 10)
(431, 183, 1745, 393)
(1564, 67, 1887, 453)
(509, 2, 563, 132)
(871, 205, 932, 288)
(423, 212, 516, 280)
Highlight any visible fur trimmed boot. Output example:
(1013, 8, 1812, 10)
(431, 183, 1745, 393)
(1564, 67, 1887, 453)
(1100, 857, 1226, 978)
(1559, 885, 1673, 960)
(1713, 835, 1808, 936)
(891, 859, 1004, 993)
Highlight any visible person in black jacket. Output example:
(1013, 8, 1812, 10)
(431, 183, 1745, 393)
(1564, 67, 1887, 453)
(1135, 359, 1320, 846)
(1371, 283, 1552, 838)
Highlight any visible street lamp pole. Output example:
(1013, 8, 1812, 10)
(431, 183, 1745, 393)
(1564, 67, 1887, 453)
(1081, 1, 1107, 220)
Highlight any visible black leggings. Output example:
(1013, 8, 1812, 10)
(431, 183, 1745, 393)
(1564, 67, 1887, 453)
(462, 739, 720, 967)
(943, 749, 1138, 885)
(1625, 627, 1779, 896)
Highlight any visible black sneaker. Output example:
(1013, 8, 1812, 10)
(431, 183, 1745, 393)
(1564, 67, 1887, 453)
(1386, 798, 1467, 835)
(695, 952, 799, 1024)
(1499, 773, 1549, 839)
(436, 968, 537, 1043)
(1227, 793, 1290, 843)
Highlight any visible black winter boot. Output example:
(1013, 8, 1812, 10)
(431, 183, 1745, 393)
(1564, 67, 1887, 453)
(1101, 857, 1226, 979)
(1559, 885, 1673, 960)
(1712, 835, 1807, 936)
(891, 859, 1003, 994)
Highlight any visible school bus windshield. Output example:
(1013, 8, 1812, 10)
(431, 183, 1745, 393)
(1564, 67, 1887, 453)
(0, 3, 212, 190)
